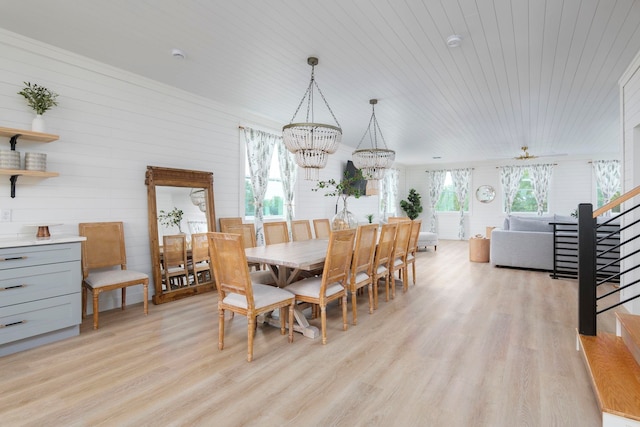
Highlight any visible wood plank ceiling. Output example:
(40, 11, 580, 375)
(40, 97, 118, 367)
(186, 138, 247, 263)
(0, 0, 639, 165)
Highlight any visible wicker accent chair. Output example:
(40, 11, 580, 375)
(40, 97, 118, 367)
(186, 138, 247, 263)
(162, 234, 190, 289)
(263, 221, 290, 245)
(208, 232, 295, 362)
(406, 219, 423, 285)
(79, 222, 149, 330)
(390, 220, 412, 297)
(190, 233, 213, 286)
(347, 224, 378, 325)
(286, 228, 356, 344)
(291, 219, 313, 241)
(372, 222, 397, 308)
(312, 218, 331, 239)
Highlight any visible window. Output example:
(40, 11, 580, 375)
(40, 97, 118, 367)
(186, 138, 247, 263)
(510, 169, 546, 213)
(245, 153, 285, 219)
(596, 185, 621, 213)
(435, 171, 469, 212)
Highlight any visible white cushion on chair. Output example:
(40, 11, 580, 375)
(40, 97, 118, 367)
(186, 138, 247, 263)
(376, 265, 389, 275)
(250, 270, 275, 285)
(223, 284, 294, 310)
(348, 271, 370, 283)
(286, 276, 344, 299)
(85, 270, 148, 289)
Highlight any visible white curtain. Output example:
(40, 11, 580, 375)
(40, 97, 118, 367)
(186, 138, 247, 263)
(529, 164, 554, 216)
(243, 128, 277, 246)
(426, 170, 446, 233)
(380, 168, 399, 221)
(593, 160, 621, 216)
(499, 166, 524, 215)
(451, 168, 472, 239)
(277, 138, 297, 236)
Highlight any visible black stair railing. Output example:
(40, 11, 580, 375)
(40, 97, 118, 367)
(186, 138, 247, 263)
(578, 186, 640, 336)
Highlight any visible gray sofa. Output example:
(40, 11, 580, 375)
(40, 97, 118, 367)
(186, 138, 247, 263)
(490, 215, 574, 270)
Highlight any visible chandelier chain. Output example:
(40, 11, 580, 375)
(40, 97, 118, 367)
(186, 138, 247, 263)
(355, 104, 389, 150)
(287, 64, 341, 127)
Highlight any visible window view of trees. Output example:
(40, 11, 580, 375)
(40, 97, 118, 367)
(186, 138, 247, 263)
(596, 187, 621, 213)
(244, 153, 285, 219)
(435, 171, 469, 212)
(510, 169, 543, 213)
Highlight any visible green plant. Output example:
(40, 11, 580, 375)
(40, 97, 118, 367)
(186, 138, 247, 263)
(366, 214, 374, 223)
(18, 82, 59, 115)
(571, 208, 578, 218)
(400, 188, 423, 220)
(313, 169, 364, 207)
(158, 207, 184, 232)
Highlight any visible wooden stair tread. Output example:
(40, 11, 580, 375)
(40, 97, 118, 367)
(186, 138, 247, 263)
(579, 333, 640, 421)
(618, 313, 640, 347)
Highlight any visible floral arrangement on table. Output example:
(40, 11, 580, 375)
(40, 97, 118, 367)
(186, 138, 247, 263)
(158, 207, 184, 232)
(18, 82, 59, 115)
(313, 169, 364, 230)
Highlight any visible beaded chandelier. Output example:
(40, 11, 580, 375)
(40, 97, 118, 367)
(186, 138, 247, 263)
(352, 99, 395, 181)
(282, 57, 342, 181)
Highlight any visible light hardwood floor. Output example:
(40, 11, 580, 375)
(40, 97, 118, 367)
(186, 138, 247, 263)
(0, 240, 619, 426)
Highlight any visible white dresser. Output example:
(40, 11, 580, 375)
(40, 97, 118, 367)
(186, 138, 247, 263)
(0, 236, 85, 356)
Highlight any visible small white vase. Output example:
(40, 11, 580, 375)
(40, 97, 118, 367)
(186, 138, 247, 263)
(31, 114, 45, 133)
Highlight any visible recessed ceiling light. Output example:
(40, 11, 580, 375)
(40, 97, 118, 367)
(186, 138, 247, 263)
(446, 35, 462, 48)
(433, 156, 442, 159)
(171, 48, 186, 59)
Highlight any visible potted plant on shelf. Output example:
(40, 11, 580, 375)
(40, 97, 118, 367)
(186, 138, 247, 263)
(158, 207, 184, 233)
(313, 169, 364, 230)
(400, 188, 423, 220)
(17, 82, 59, 133)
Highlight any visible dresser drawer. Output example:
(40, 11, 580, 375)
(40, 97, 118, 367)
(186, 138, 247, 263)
(0, 262, 81, 308)
(0, 294, 80, 345)
(0, 243, 80, 271)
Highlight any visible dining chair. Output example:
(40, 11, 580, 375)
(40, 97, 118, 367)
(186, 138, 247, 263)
(372, 222, 397, 309)
(225, 223, 274, 284)
(264, 221, 290, 245)
(388, 216, 410, 222)
(390, 220, 412, 298)
(313, 218, 331, 239)
(347, 224, 378, 325)
(286, 228, 356, 344)
(190, 232, 213, 286)
(162, 234, 190, 289)
(219, 217, 242, 232)
(208, 232, 295, 362)
(406, 219, 423, 286)
(291, 219, 313, 241)
(79, 222, 149, 330)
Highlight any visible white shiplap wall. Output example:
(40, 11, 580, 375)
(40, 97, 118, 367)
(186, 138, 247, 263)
(620, 49, 640, 314)
(404, 158, 608, 241)
(0, 29, 403, 312)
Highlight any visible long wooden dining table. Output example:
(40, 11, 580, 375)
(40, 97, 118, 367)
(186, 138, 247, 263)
(245, 239, 329, 339)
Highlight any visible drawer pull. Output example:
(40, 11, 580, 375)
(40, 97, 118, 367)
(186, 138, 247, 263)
(0, 256, 27, 262)
(0, 284, 26, 291)
(0, 320, 26, 328)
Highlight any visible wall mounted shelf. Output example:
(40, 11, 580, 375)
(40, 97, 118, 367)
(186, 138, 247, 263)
(0, 126, 60, 198)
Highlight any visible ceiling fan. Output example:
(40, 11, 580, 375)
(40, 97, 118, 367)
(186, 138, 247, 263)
(513, 146, 567, 160)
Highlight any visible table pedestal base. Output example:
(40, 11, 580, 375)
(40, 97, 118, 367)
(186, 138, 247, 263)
(260, 305, 320, 339)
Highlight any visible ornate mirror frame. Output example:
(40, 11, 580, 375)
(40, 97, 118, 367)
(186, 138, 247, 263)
(145, 166, 217, 304)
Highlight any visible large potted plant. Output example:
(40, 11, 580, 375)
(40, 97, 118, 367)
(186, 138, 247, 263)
(314, 169, 364, 230)
(17, 81, 59, 132)
(400, 188, 423, 220)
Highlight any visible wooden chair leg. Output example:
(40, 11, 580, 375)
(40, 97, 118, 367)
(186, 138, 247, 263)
(121, 287, 126, 310)
(92, 289, 100, 330)
(218, 306, 225, 351)
(247, 317, 256, 362)
(321, 304, 327, 345)
(143, 283, 149, 315)
(351, 289, 358, 325)
(81, 285, 87, 319)
(288, 303, 294, 343)
(367, 283, 373, 314)
(342, 293, 348, 332)
(279, 307, 286, 335)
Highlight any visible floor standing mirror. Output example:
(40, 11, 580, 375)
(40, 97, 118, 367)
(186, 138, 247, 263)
(146, 166, 217, 304)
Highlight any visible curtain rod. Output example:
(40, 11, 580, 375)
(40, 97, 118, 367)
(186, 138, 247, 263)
(495, 163, 557, 168)
(425, 168, 474, 172)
